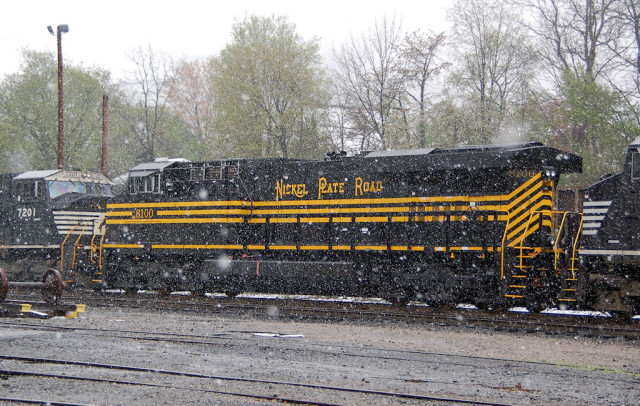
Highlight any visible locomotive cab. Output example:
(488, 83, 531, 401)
(0, 169, 113, 283)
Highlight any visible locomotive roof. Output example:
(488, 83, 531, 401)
(365, 148, 436, 158)
(14, 169, 113, 184)
(129, 161, 177, 177)
(127, 142, 582, 177)
(14, 169, 60, 179)
(357, 142, 582, 174)
(362, 142, 543, 158)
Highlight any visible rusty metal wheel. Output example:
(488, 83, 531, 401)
(41, 268, 64, 304)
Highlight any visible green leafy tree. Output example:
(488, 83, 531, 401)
(210, 15, 331, 159)
(0, 50, 119, 172)
(530, 70, 638, 185)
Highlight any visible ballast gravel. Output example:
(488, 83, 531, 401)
(0, 305, 638, 405)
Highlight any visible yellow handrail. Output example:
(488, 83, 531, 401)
(71, 222, 90, 270)
(570, 215, 584, 280)
(98, 232, 107, 270)
(90, 217, 107, 264)
(552, 212, 569, 270)
(518, 209, 584, 275)
(499, 210, 511, 280)
(60, 224, 79, 272)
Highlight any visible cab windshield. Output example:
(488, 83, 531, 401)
(48, 180, 112, 199)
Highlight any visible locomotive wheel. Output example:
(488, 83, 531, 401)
(0, 267, 8, 302)
(41, 269, 64, 304)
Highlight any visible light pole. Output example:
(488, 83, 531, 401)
(47, 24, 69, 170)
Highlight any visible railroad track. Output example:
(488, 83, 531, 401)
(1, 301, 638, 405)
(5, 289, 640, 340)
(0, 354, 516, 406)
(1, 323, 635, 405)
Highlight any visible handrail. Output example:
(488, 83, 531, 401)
(90, 217, 107, 264)
(60, 224, 80, 272)
(98, 232, 107, 270)
(518, 209, 583, 274)
(552, 212, 569, 270)
(71, 222, 90, 270)
(499, 210, 511, 280)
(502, 208, 583, 285)
(570, 215, 584, 280)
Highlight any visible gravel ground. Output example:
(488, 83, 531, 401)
(0, 306, 638, 405)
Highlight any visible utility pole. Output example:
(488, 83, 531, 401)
(48, 24, 69, 170)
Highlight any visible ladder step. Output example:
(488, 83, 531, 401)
(511, 275, 527, 278)
(563, 288, 577, 292)
(566, 278, 578, 281)
(505, 294, 523, 298)
(558, 298, 577, 302)
(509, 285, 526, 289)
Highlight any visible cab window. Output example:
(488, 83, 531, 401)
(48, 180, 86, 198)
(15, 181, 42, 202)
(130, 174, 161, 194)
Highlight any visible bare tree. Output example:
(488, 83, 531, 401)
(605, 0, 640, 125)
(169, 60, 215, 140)
(449, 0, 536, 143)
(121, 44, 175, 162)
(332, 15, 406, 150)
(399, 30, 449, 148)
(522, 0, 622, 83)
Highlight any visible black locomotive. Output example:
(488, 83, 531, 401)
(0, 169, 113, 284)
(578, 137, 640, 314)
(100, 143, 588, 311)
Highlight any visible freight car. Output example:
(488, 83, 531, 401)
(0, 169, 113, 285)
(99, 143, 583, 311)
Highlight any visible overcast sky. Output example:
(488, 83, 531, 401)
(0, 0, 450, 80)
